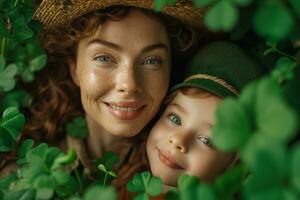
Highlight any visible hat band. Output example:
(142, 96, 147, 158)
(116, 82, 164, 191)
(184, 74, 239, 95)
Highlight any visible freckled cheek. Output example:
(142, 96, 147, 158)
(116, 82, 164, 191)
(149, 123, 170, 147)
(146, 72, 169, 103)
(80, 70, 111, 98)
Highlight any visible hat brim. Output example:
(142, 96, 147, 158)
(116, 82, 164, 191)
(34, 0, 207, 30)
(170, 78, 237, 98)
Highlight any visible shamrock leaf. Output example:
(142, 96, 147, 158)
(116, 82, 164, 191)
(205, 0, 238, 32)
(0, 90, 31, 113)
(212, 98, 252, 151)
(11, 16, 34, 41)
(51, 149, 77, 170)
(83, 186, 117, 200)
(289, 0, 300, 17)
(28, 54, 47, 72)
(67, 116, 88, 139)
(253, 2, 294, 41)
(1, 107, 25, 139)
(272, 57, 296, 82)
(0, 56, 17, 92)
(127, 171, 163, 198)
(290, 143, 300, 191)
(0, 18, 9, 37)
(0, 107, 25, 152)
(177, 174, 199, 191)
(255, 78, 297, 143)
(17, 139, 34, 165)
(94, 151, 119, 171)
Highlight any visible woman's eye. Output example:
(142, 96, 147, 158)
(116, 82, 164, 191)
(94, 55, 112, 63)
(167, 113, 181, 125)
(198, 136, 214, 148)
(143, 57, 162, 65)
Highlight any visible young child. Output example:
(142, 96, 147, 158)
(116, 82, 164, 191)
(146, 41, 262, 187)
(114, 41, 263, 197)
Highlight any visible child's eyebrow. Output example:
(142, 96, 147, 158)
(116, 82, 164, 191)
(169, 103, 186, 114)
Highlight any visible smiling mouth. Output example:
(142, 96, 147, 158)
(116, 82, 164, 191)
(157, 148, 183, 170)
(104, 102, 146, 120)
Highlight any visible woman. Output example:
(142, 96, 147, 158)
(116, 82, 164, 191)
(1, 0, 206, 177)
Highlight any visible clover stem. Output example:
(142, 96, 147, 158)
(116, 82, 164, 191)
(14, 0, 20, 7)
(103, 173, 108, 187)
(0, 37, 6, 56)
(75, 169, 83, 192)
(275, 49, 296, 60)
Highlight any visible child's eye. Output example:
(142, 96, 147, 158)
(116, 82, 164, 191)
(197, 136, 214, 148)
(94, 55, 113, 63)
(167, 113, 181, 125)
(142, 57, 163, 66)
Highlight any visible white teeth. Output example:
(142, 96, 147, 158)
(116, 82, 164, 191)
(109, 104, 140, 112)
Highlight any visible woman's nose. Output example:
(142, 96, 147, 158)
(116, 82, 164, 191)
(115, 64, 142, 95)
(168, 134, 188, 153)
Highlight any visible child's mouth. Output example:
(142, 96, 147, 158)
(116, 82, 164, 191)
(157, 148, 183, 170)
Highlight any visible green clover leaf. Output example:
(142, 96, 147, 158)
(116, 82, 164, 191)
(290, 143, 300, 191)
(0, 18, 9, 37)
(94, 151, 119, 172)
(212, 98, 252, 151)
(17, 139, 34, 165)
(255, 78, 297, 143)
(67, 116, 88, 139)
(253, 2, 294, 41)
(11, 16, 34, 41)
(127, 171, 163, 198)
(290, 0, 300, 17)
(205, 0, 239, 32)
(83, 186, 117, 200)
(272, 57, 296, 82)
(0, 107, 25, 152)
(28, 54, 47, 72)
(0, 90, 31, 113)
(0, 56, 17, 92)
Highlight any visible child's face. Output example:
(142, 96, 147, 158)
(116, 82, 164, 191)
(146, 90, 234, 186)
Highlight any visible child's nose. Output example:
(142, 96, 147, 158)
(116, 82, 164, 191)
(168, 134, 188, 153)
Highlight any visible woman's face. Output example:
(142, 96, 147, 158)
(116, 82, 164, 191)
(70, 9, 171, 137)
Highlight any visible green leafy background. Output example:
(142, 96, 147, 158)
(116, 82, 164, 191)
(0, 0, 299, 199)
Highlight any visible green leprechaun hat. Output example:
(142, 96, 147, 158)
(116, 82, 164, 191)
(171, 41, 263, 97)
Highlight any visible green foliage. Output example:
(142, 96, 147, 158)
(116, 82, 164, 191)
(253, 2, 294, 41)
(7, 143, 79, 200)
(0, 89, 31, 113)
(0, 107, 25, 152)
(212, 77, 298, 153)
(127, 171, 163, 199)
(0, 56, 17, 92)
(83, 186, 117, 200)
(67, 116, 88, 139)
(0, 0, 299, 200)
(205, 0, 239, 32)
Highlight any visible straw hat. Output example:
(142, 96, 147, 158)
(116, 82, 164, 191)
(34, 0, 207, 30)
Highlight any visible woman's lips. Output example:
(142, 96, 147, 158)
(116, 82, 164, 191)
(157, 148, 183, 170)
(105, 101, 145, 120)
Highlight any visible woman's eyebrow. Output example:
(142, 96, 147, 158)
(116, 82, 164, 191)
(141, 43, 169, 54)
(87, 39, 168, 53)
(87, 39, 122, 51)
